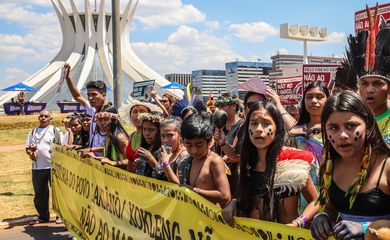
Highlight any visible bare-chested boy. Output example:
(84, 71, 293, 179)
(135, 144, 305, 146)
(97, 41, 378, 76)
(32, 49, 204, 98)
(165, 113, 231, 207)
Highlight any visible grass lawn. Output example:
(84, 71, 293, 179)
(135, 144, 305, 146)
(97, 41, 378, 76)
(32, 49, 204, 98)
(0, 150, 37, 222)
(0, 113, 134, 222)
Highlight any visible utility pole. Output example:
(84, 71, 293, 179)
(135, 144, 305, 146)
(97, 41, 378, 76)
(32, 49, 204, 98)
(112, 0, 122, 109)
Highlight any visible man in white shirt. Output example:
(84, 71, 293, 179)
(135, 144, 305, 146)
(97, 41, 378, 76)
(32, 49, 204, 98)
(25, 110, 63, 224)
(63, 64, 111, 155)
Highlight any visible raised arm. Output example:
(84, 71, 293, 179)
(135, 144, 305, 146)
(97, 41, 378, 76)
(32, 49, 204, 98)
(151, 88, 169, 117)
(266, 88, 296, 130)
(64, 63, 87, 107)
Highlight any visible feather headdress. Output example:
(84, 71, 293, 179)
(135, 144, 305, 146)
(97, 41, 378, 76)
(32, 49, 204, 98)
(172, 83, 206, 117)
(336, 4, 390, 90)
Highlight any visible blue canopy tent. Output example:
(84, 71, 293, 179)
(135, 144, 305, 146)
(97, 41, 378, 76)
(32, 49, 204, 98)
(161, 82, 186, 98)
(161, 82, 186, 89)
(1, 82, 39, 92)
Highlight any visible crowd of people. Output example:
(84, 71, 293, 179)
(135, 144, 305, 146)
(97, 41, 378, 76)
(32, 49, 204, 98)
(24, 18, 390, 240)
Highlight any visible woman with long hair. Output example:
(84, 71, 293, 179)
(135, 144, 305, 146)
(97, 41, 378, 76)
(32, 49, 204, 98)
(119, 98, 162, 172)
(291, 81, 330, 187)
(95, 107, 129, 169)
(67, 113, 89, 147)
(311, 90, 390, 240)
(133, 111, 163, 177)
(222, 101, 318, 227)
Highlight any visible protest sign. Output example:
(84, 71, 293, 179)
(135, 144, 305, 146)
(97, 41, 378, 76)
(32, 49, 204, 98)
(52, 146, 316, 240)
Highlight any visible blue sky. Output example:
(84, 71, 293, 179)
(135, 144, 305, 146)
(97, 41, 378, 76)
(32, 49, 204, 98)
(0, 0, 386, 89)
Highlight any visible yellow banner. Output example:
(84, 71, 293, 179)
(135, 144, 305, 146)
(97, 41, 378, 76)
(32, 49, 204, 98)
(52, 146, 315, 240)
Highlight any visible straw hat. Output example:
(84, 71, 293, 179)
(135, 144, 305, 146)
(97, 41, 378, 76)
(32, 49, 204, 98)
(118, 97, 163, 124)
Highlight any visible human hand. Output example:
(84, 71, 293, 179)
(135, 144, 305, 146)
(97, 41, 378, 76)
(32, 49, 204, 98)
(159, 145, 172, 165)
(138, 147, 155, 163)
(310, 214, 334, 240)
(100, 157, 113, 165)
(265, 87, 282, 106)
(79, 148, 93, 158)
(214, 128, 226, 146)
(63, 63, 71, 80)
(221, 199, 237, 227)
(287, 221, 299, 227)
(333, 220, 364, 240)
(151, 88, 157, 98)
(29, 151, 37, 161)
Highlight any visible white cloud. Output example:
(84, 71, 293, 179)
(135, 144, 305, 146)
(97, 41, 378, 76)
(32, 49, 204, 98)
(325, 32, 346, 44)
(277, 48, 289, 54)
(206, 21, 220, 29)
(132, 25, 241, 74)
(0, 3, 57, 28)
(0, 67, 30, 89)
(0, 2, 61, 64)
(0, 34, 35, 61)
(229, 22, 278, 42)
(310, 32, 346, 45)
(135, 0, 206, 28)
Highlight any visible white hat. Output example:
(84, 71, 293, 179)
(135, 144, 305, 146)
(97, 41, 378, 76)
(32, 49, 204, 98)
(118, 97, 163, 124)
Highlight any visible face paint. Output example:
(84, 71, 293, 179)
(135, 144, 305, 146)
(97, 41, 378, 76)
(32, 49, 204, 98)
(328, 134, 335, 143)
(249, 129, 253, 135)
(267, 128, 273, 136)
(355, 131, 361, 141)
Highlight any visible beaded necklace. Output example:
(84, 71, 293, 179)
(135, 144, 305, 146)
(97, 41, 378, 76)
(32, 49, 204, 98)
(32, 125, 51, 144)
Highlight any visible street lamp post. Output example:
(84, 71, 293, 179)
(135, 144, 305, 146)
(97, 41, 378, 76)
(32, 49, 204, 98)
(112, 0, 122, 109)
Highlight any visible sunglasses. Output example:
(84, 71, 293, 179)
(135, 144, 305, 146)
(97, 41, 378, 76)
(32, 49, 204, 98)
(245, 102, 256, 109)
(39, 115, 50, 118)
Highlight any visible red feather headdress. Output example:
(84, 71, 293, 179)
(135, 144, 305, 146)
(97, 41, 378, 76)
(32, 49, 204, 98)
(335, 4, 390, 91)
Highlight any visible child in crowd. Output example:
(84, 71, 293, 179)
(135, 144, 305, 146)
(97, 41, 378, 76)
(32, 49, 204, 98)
(155, 117, 188, 181)
(94, 107, 129, 168)
(311, 91, 390, 240)
(133, 112, 162, 176)
(119, 98, 162, 172)
(222, 101, 318, 227)
(172, 113, 231, 207)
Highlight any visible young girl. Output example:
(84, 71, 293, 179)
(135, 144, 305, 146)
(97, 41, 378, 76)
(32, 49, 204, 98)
(311, 90, 390, 240)
(133, 112, 162, 177)
(291, 82, 330, 185)
(94, 108, 129, 168)
(80, 113, 91, 147)
(119, 99, 162, 172)
(222, 101, 318, 227)
(154, 117, 188, 181)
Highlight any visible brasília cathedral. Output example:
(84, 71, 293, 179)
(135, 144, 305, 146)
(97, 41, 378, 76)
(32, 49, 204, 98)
(0, 0, 180, 109)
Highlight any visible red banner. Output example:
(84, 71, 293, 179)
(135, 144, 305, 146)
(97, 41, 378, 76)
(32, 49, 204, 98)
(355, 3, 390, 33)
(302, 64, 340, 92)
(276, 76, 302, 105)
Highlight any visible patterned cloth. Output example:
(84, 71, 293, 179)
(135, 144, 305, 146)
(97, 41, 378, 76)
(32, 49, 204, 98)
(376, 108, 390, 145)
(292, 124, 323, 187)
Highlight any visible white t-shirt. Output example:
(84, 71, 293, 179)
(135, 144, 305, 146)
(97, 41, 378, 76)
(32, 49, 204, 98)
(25, 125, 63, 170)
(86, 101, 105, 156)
(86, 101, 97, 147)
